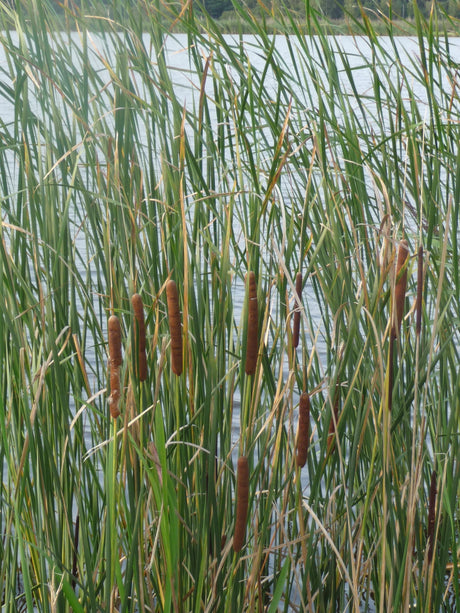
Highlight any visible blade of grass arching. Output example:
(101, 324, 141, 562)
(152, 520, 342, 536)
(260, 101, 292, 214)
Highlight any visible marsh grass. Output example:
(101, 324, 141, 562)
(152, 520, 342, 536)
(0, 0, 459, 610)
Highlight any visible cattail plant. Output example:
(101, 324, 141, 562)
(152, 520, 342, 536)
(292, 271, 303, 349)
(233, 455, 250, 552)
(427, 469, 437, 564)
(166, 279, 183, 376)
(245, 271, 258, 375)
(295, 392, 310, 467)
(392, 239, 409, 339)
(132, 293, 148, 381)
(108, 314, 122, 418)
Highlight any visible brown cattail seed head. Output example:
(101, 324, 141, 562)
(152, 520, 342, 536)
(292, 272, 303, 349)
(132, 293, 148, 381)
(108, 315, 122, 367)
(233, 456, 249, 552)
(166, 280, 183, 376)
(245, 271, 258, 375)
(108, 315, 122, 418)
(296, 392, 310, 467)
(393, 239, 409, 337)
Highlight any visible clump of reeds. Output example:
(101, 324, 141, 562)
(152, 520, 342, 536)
(166, 280, 183, 376)
(132, 293, 148, 382)
(292, 271, 303, 349)
(233, 455, 250, 552)
(295, 392, 310, 467)
(108, 314, 123, 418)
(2, 2, 458, 610)
(245, 271, 258, 375)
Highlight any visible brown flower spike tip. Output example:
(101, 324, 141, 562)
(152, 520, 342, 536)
(296, 392, 310, 468)
(108, 315, 122, 418)
(245, 271, 258, 375)
(392, 239, 409, 338)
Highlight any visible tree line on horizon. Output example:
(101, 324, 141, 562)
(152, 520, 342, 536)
(207, 0, 459, 22)
(2, 0, 459, 27)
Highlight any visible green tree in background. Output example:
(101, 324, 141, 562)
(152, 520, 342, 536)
(321, 0, 345, 19)
(203, 0, 232, 17)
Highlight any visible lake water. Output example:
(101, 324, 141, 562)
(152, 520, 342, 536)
(2, 31, 459, 154)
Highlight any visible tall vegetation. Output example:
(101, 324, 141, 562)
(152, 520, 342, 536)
(0, 0, 458, 610)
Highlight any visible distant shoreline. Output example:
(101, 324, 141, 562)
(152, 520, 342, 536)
(1, 8, 459, 38)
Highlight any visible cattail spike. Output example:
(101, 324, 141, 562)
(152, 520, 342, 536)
(233, 456, 250, 552)
(108, 315, 122, 367)
(292, 272, 303, 349)
(108, 315, 122, 418)
(392, 239, 409, 338)
(296, 392, 310, 467)
(132, 293, 148, 381)
(245, 271, 258, 375)
(166, 280, 183, 376)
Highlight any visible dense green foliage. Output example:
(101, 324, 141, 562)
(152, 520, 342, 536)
(0, 0, 459, 610)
